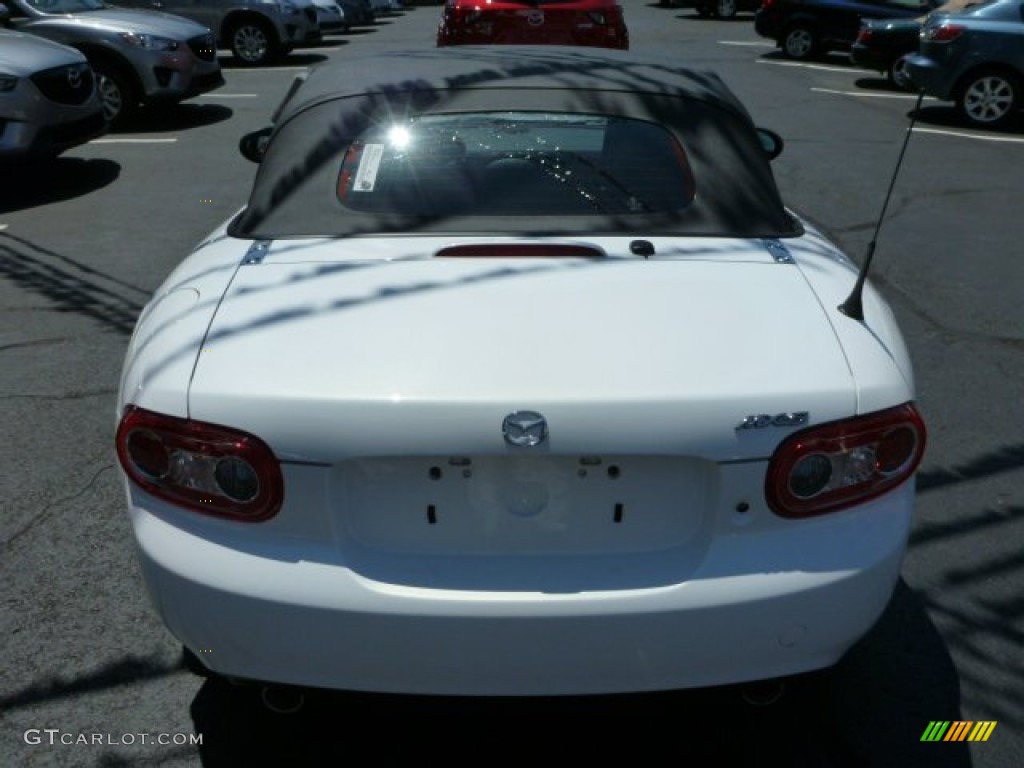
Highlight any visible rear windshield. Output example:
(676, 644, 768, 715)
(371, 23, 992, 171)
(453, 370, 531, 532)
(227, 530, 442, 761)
(334, 112, 694, 217)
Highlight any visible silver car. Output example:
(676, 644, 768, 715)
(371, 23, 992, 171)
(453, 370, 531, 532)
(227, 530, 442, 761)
(311, 0, 348, 33)
(117, 0, 322, 66)
(1, 0, 224, 125)
(0, 28, 106, 160)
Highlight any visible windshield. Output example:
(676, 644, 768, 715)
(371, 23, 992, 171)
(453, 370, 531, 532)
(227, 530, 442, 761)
(20, 0, 106, 12)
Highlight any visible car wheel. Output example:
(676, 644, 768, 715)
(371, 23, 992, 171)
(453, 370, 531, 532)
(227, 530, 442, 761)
(956, 69, 1021, 129)
(782, 25, 818, 60)
(92, 60, 137, 126)
(716, 0, 737, 18)
(229, 20, 280, 67)
(888, 53, 915, 92)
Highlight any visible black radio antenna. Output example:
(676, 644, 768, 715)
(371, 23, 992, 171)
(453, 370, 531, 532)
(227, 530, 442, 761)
(838, 90, 925, 322)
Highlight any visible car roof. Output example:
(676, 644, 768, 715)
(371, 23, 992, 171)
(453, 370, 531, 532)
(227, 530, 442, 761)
(234, 46, 800, 240)
(272, 46, 757, 126)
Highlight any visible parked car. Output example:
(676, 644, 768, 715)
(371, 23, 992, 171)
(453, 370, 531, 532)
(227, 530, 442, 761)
(369, 0, 402, 15)
(850, 0, 975, 89)
(0, 27, 106, 161)
(695, 0, 763, 19)
(754, 0, 944, 60)
(336, 0, 374, 26)
(311, 0, 349, 33)
(1, 0, 223, 125)
(437, 0, 628, 48)
(905, 0, 1024, 127)
(115, 46, 927, 700)
(113, 0, 322, 67)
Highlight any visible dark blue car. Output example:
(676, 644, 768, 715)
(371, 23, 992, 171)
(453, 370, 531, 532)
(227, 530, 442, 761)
(755, 0, 944, 59)
(906, 0, 1024, 127)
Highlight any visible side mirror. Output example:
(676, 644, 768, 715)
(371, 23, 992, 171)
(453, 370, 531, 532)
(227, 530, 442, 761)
(757, 127, 784, 160)
(239, 125, 273, 163)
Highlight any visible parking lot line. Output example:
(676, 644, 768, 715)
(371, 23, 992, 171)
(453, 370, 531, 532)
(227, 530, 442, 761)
(912, 126, 1024, 144)
(811, 87, 929, 101)
(89, 138, 178, 144)
(757, 59, 867, 74)
(196, 93, 259, 98)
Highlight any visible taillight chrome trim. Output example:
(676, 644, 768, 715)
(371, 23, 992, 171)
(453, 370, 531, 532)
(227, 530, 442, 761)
(115, 405, 284, 522)
(764, 403, 927, 519)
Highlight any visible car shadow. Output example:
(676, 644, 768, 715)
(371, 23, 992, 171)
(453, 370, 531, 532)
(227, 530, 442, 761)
(189, 581, 968, 767)
(305, 37, 353, 47)
(909, 103, 1024, 135)
(854, 75, 912, 93)
(339, 26, 382, 36)
(0, 157, 121, 214)
(110, 103, 234, 135)
(218, 52, 331, 70)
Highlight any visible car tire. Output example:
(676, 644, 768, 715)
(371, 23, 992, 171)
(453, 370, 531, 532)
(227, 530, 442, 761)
(229, 19, 281, 67)
(92, 59, 137, 127)
(888, 53, 915, 92)
(782, 25, 818, 60)
(716, 0, 737, 18)
(956, 68, 1021, 129)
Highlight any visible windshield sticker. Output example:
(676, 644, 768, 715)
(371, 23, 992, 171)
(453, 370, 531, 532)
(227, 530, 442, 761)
(353, 143, 384, 192)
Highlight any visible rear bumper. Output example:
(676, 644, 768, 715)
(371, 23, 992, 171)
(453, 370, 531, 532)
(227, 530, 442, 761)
(128, 482, 914, 696)
(849, 44, 888, 73)
(904, 54, 955, 100)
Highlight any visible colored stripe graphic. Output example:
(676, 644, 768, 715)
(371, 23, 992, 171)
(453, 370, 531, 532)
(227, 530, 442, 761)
(921, 721, 997, 742)
(945, 722, 972, 741)
(968, 722, 997, 742)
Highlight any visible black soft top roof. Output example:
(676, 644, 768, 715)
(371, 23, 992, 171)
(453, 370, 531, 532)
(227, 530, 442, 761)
(233, 46, 800, 239)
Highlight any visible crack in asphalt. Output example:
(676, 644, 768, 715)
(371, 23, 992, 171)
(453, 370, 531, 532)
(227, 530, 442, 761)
(0, 388, 117, 401)
(2, 464, 115, 551)
(0, 337, 72, 353)
(871, 270, 1024, 353)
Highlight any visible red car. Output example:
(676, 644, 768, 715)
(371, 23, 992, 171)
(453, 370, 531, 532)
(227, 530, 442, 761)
(437, 0, 629, 49)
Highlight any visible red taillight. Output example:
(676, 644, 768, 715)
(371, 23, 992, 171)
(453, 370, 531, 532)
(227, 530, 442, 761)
(765, 403, 926, 519)
(116, 405, 284, 522)
(924, 23, 966, 43)
(855, 27, 873, 44)
(760, 0, 777, 10)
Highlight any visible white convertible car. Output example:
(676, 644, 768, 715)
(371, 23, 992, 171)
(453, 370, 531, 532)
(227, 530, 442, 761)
(115, 46, 927, 699)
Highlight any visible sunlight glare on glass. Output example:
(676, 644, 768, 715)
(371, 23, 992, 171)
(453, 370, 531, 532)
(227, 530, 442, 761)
(387, 125, 412, 149)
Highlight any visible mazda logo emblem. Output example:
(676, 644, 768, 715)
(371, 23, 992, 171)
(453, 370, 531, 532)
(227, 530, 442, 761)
(67, 66, 83, 89)
(527, 10, 544, 26)
(502, 411, 547, 447)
